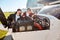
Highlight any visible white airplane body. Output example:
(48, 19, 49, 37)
(10, 5, 60, 40)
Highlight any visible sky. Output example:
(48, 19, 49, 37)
(0, 0, 27, 12)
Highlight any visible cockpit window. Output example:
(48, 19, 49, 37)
(38, 5, 60, 20)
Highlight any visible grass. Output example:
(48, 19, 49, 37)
(4, 12, 14, 18)
(0, 30, 8, 39)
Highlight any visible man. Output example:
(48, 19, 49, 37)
(26, 8, 43, 30)
(26, 8, 34, 19)
(22, 8, 34, 20)
(7, 9, 22, 28)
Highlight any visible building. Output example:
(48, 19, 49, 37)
(27, 0, 44, 8)
(27, 0, 60, 8)
(27, 0, 37, 8)
(27, 0, 44, 13)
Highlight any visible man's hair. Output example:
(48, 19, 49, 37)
(27, 8, 31, 11)
(15, 9, 21, 14)
(17, 9, 21, 11)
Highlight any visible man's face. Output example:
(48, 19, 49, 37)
(17, 11, 22, 14)
(27, 10, 31, 14)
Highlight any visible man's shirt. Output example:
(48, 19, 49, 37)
(26, 13, 29, 16)
(15, 15, 20, 21)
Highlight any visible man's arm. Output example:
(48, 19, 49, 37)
(7, 14, 14, 28)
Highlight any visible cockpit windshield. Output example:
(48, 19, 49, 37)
(38, 5, 60, 20)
